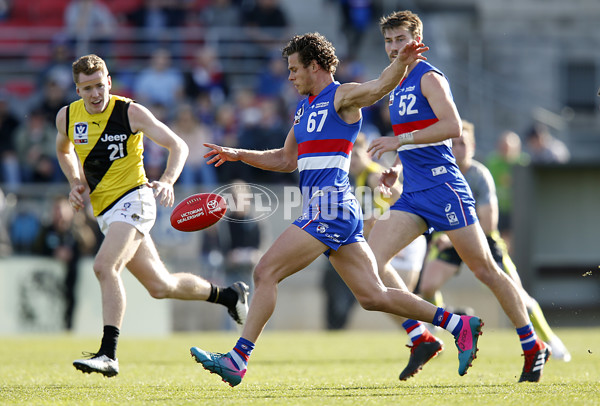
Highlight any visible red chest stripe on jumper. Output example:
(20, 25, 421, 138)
(392, 118, 439, 135)
(297, 139, 354, 156)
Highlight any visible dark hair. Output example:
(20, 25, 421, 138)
(72, 54, 108, 84)
(282, 32, 339, 74)
(379, 10, 423, 40)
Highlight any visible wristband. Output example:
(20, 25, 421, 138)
(396, 131, 415, 149)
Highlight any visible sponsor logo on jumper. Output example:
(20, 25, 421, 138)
(396, 85, 415, 95)
(74, 122, 89, 144)
(100, 133, 128, 143)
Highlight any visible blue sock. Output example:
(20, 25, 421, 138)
(228, 337, 255, 370)
(517, 323, 538, 352)
(432, 307, 463, 337)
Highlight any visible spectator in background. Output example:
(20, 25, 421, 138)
(486, 130, 530, 252)
(126, 0, 192, 56)
(525, 123, 570, 164)
(200, 0, 241, 28)
(210, 103, 239, 147)
(0, 90, 21, 188)
(64, 0, 118, 57)
(134, 48, 184, 116)
(9, 200, 41, 254)
(209, 103, 241, 182)
(183, 46, 229, 106)
(192, 92, 218, 127)
(33, 78, 74, 124)
(339, 0, 377, 58)
(213, 90, 261, 183)
(254, 53, 289, 99)
(233, 88, 262, 130)
(171, 103, 218, 187)
(240, 0, 290, 58)
(37, 36, 77, 99)
(199, 0, 242, 67)
(237, 98, 295, 184)
(127, 0, 171, 53)
(34, 196, 98, 330)
(15, 108, 60, 183)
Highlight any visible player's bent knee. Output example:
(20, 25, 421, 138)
(356, 292, 386, 312)
(145, 282, 170, 299)
(252, 263, 279, 288)
(470, 264, 501, 286)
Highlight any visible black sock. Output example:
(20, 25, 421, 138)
(98, 325, 120, 360)
(206, 284, 237, 309)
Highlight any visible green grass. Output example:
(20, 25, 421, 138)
(0, 328, 599, 405)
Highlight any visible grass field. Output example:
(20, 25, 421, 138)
(0, 328, 598, 405)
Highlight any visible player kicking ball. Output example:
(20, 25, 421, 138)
(189, 32, 482, 387)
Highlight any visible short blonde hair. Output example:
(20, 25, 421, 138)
(72, 54, 108, 84)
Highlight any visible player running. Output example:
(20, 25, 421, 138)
(56, 54, 249, 377)
(367, 10, 550, 382)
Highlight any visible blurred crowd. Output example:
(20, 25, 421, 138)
(0, 0, 572, 189)
(0, 0, 576, 333)
(0, 0, 571, 253)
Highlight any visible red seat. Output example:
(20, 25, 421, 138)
(3, 78, 35, 99)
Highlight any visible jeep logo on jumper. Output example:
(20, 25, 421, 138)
(212, 183, 279, 223)
(100, 133, 128, 142)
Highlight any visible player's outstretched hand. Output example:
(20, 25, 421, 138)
(203, 143, 241, 167)
(398, 40, 429, 66)
(377, 167, 400, 197)
(147, 180, 175, 207)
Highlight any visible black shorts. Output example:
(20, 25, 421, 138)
(436, 235, 504, 268)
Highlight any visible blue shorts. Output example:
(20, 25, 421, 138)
(390, 180, 478, 233)
(293, 197, 365, 255)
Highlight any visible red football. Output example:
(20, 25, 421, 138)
(170, 193, 227, 232)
